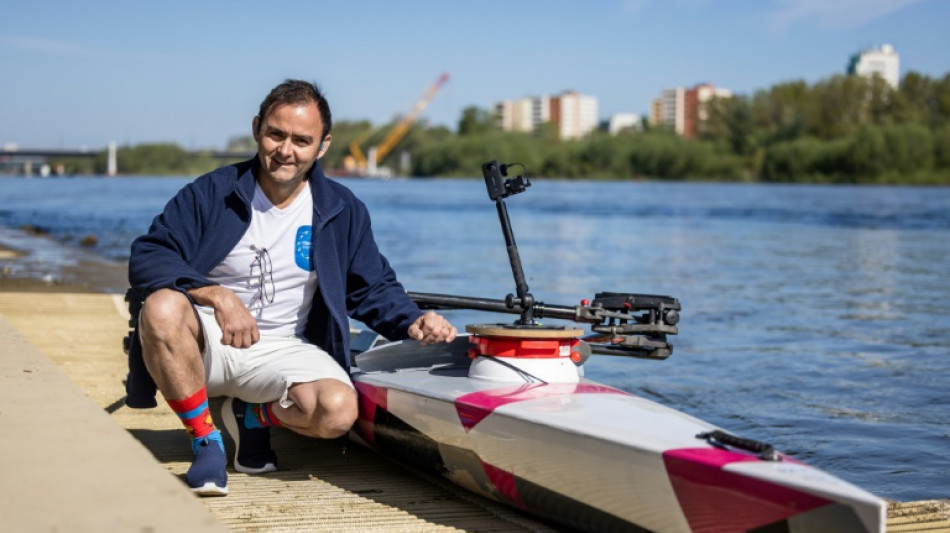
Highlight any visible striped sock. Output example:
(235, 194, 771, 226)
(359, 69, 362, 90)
(244, 401, 283, 429)
(167, 387, 224, 452)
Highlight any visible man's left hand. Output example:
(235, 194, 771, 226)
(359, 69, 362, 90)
(407, 311, 458, 345)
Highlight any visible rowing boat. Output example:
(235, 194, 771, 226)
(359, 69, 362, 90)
(349, 333, 884, 532)
(347, 161, 886, 533)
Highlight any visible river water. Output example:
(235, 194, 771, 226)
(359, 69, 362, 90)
(0, 174, 948, 501)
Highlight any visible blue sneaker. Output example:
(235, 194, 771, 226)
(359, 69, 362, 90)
(221, 397, 278, 474)
(186, 435, 228, 496)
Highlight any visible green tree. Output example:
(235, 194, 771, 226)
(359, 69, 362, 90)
(94, 143, 216, 175)
(934, 125, 950, 169)
(458, 106, 495, 136)
(810, 75, 873, 138)
(895, 72, 935, 124)
(847, 126, 889, 179)
(727, 97, 756, 156)
(79, 67, 950, 183)
(226, 135, 256, 152)
(747, 81, 811, 144)
(883, 123, 934, 175)
(577, 133, 633, 178)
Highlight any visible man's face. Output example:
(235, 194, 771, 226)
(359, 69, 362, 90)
(253, 101, 330, 187)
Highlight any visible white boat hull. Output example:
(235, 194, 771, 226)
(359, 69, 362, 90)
(350, 336, 885, 533)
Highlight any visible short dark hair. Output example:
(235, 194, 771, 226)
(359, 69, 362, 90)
(256, 79, 332, 139)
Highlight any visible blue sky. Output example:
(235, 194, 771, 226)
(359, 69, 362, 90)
(1, 0, 947, 150)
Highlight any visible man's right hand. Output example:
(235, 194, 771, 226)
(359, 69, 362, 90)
(188, 285, 260, 348)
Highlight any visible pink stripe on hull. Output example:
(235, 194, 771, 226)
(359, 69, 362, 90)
(480, 460, 526, 509)
(455, 383, 630, 431)
(663, 448, 831, 532)
(353, 381, 387, 448)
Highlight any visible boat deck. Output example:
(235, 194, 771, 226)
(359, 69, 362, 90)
(0, 290, 946, 532)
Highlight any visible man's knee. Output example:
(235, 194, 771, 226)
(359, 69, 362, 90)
(290, 381, 358, 438)
(140, 289, 196, 343)
(319, 386, 358, 436)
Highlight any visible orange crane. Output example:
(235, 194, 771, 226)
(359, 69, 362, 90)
(349, 73, 450, 175)
(347, 130, 372, 170)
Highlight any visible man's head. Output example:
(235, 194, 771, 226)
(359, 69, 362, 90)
(252, 80, 333, 192)
(256, 80, 332, 140)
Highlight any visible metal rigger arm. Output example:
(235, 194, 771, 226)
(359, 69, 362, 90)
(409, 160, 681, 361)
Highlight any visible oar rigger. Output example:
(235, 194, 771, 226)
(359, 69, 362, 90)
(409, 159, 682, 361)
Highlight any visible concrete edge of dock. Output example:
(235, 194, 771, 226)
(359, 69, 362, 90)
(0, 312, 228, 532)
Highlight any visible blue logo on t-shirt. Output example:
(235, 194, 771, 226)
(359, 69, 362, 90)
(295, 226, 314, 271)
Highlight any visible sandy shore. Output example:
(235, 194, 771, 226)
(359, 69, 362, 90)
(0, 237, 128, 293)
(0, 275, 109, 293)
(0, 246, 23, 260)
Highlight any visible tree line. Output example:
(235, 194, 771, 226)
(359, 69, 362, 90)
(61, 70, 950, 184)
(701, 72, 950, 184)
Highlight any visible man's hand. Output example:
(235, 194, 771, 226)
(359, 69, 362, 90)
(407, 311, 458, 346)
(189, 285, 260, 349)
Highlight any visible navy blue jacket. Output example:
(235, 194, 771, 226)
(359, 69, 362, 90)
(125, 157, 422, 406)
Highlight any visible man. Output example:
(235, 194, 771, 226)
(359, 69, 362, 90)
(129, 79, 456, 496)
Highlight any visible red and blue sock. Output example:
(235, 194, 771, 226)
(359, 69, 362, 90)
(167, 387, 224, 453)
(244, 401, 283, 429)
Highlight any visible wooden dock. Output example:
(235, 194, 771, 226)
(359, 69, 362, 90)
(0, 290, 946, 532)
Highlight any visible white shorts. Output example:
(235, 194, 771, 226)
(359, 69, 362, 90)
(196, 309, 353, 408)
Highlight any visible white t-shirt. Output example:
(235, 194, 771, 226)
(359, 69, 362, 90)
(198, 181, 318, 337)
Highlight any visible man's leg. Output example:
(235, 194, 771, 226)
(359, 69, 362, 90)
(139, 289, 227, 496)
(233, 378, 357, 439)
(273, 379, 359, 439)
(221, 397, 279, 474)
(219, 338, 357, 468)
(221, 380, 355, 473)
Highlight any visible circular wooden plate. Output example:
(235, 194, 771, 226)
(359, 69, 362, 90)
(465, 323, 584, 338)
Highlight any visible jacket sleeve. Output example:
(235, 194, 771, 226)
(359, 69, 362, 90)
(343, 201, 423, 340)
(128, 180, 216, 295)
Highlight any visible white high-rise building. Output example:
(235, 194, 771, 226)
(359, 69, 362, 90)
(651, 88, 685, 135)
(848, 44, 900, 89)
(551, 91, 599, 140)
(494, 91, 597, 139)
(531, 95, 551, 129)
(605, 113, 641, 135)
(494, 98, 534, 132)
(495, 96, 549, 133)
(650, 83, 732, 139)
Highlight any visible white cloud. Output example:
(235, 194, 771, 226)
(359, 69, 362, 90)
(771, 0, 927, 31)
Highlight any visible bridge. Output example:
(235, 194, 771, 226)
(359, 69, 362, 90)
(1, 143, 255, 177)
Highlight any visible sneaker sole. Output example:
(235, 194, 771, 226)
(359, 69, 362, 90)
(221, 397, 278, 475)
(191, 481, 228, 497)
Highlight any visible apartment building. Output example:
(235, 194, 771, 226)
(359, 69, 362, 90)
(494, 98, 534, 133)
(847, 43, 900, 89)
(604, 113, 641, 135)
(550, 91, 599, 140)
(651, 83, 732, 139)
(650, 88, 685, 135)
(494, 91, 597, 140)
(684, 83, 732, 139)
